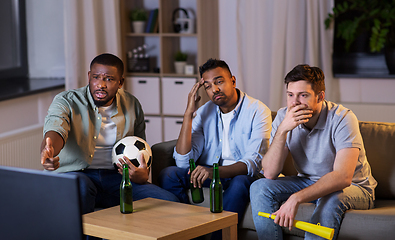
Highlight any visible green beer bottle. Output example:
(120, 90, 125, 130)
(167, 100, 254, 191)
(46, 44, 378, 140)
(120, 164, 133, 214)
(210, 163, 223, 213)
(189, 159, 204, 203)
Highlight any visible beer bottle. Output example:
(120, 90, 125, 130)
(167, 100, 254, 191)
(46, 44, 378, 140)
(189, 159, 204, 203)
(210, 163, 223, 213)
(120, 164, 133, 214)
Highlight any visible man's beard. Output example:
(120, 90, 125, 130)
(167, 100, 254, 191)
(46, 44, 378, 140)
(93, 99, 109, 107)
(90, 90, 111, 107)
(212, 92, 225, 102)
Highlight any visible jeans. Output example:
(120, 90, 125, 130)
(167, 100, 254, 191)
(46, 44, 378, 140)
(65, 169, 179, 215)
(250, 176, 374, 240)
(158, 166, 255, 225)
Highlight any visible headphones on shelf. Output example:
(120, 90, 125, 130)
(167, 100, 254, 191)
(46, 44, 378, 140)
(172, 8, 190, 33)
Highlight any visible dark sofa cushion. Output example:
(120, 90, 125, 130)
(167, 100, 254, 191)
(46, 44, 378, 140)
(150, 113, 395, 240)
(151, 139, 177, 185)
(359, 121, 395, 199)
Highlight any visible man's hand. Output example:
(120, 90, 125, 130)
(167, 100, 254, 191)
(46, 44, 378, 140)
(189, 165, 213, 188)
(176, 79, 204, 155)
(272, 194, 300, 231)
(185, 79, 204, 116)
(278, 103, 313, 133)
(117, 153, 149, 184)
(41, 137, 60, 171)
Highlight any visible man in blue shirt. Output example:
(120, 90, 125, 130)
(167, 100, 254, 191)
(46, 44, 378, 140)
(159, 58, 272, 228)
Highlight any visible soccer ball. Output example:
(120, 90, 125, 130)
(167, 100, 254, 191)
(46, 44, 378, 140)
(112, 136, 152, 169)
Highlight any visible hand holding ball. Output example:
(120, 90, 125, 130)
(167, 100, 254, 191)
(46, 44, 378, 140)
(112, 136, 152, 169)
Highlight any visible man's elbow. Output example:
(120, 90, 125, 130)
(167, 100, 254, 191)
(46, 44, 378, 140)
(263, 171, 278, 180)
(339, 175, 353, 189)
(175, 160, 189, 169)
(261, 164, 280, 180)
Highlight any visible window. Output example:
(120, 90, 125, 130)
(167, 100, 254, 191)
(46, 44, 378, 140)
(331, 0, 393, 78)
(0, 0, 28, 80)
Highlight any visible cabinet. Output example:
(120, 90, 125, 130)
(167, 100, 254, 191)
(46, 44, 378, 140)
(161, 77, 195, 115)
(120, 0, 219, 146)
(126, 76, 160, 115)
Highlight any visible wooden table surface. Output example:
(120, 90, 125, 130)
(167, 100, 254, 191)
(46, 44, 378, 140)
(83, 198, 238, 240)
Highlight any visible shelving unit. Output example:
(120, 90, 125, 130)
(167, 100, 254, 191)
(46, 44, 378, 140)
(120, 0, 219, 146)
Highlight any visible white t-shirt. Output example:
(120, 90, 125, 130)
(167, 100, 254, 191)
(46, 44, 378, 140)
(90, 102, 117, 169)
(221, 111, 236, 166)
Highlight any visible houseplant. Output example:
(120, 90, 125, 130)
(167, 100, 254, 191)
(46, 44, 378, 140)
(325, 0, 395, 52)
(174, 51, 188, 74)
(325, 0, 395, 72)
(129, 9, 148, 33)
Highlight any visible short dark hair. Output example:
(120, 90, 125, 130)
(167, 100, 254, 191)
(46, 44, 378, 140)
(199, 58, 232, 78)
(90, 53, 124, 76)
(284, 64, 325, 94)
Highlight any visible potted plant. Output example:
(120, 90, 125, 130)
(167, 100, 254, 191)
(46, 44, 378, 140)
(174, 51, 188, 74)
(325, 0, 395, 72)
(129, 9, 148, 33)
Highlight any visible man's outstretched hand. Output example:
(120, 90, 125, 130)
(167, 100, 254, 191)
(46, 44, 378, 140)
(41, 137, 60, 171)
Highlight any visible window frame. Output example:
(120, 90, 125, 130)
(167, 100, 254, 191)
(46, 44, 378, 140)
(0, 0, 28, 80)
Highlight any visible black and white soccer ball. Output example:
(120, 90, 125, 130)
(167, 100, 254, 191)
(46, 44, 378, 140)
(112, 136, 152, 168)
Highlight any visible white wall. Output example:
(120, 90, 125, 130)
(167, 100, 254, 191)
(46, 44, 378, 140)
(338, 78, 395, 122)
(0, 89, 62, 135)
(218, 0, 395, 123)
(1, 0, 65, 136)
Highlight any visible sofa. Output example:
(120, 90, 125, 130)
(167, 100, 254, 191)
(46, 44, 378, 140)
(150, 113, 395, 240)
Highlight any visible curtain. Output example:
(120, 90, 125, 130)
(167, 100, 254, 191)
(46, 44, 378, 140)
(235, 0, 336, 111)
(63, 0, 122, 90)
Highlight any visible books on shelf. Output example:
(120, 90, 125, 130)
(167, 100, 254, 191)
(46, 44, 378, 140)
(145, 9, 159, 33)
(152, 12, 159, 33)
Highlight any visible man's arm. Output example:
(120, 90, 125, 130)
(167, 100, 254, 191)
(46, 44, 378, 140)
(216, 137, 271, 180)
(40, 131, 65, 171)
(262, 104, 313, 179)
(273, 147, 359, 230)
(262, 127, 290, 179)
(175, 79, 204, 155)
(191, 104, 272, 187)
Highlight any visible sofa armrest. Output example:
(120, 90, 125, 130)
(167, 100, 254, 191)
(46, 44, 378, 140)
(151, 139, 177, 185)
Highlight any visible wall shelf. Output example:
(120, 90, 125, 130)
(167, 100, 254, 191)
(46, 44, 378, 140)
(120, 0, 219, 145)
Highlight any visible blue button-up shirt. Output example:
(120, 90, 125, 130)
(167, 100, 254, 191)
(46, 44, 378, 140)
(173, 90, 272, 177)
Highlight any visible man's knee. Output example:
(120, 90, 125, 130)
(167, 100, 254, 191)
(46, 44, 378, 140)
(159, 166, 179, 177)
(64, 172, 97, 214)
(65, 172, 97, 197)
(251, 178, 282, 202)
(158, 166, 184, 187)
(250, 178, 271, 193)
(228, 175, 254, 191)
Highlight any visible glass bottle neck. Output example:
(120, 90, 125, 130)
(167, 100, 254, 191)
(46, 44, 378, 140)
(122, 164, 130, 182)
(213, 163, 219, 179)
(189, 159, 196, 171)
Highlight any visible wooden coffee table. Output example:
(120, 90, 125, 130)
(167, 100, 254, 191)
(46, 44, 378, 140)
(83, 198, 238, 240)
